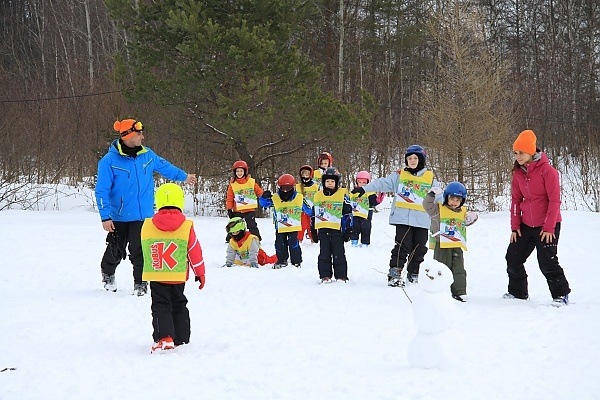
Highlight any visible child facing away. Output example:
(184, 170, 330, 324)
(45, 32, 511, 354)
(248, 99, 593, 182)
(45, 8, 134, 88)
(348, 171, 384, 247)
(351, 145, 438, 287)
(423, 182, 478, 302)
(226, 160, 264, 241)
(297, 165, 318, 243)
(140, 183, 205, 353)
(259, 174, 312, 268)
(310, 167, 353, 283)
(313, 151, 333, 189)
(223, 217, 278, 268)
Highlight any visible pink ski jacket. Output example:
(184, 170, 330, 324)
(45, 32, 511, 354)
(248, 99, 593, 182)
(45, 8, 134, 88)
(510, 151, 562, 234)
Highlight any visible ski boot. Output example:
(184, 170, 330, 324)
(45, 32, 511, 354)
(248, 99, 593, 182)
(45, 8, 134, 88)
(134, 282, 148, 296)
(387, 267, 404, 287)
(102, 272, 117, 292)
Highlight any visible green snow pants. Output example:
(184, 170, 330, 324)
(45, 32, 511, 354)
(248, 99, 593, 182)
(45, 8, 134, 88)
(433, 242, 467, 296)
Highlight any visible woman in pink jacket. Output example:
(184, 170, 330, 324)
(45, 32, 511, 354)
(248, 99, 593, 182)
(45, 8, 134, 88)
(504, 130, 570, 307)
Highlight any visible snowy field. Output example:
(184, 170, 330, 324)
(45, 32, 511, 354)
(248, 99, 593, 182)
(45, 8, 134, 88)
(1, 196, 599, 400)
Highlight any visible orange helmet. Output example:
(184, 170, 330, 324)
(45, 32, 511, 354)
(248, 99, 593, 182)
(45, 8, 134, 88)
(299, 165, 314, 178)
(232, 160, 248, 170)
(317, 152, 333, 167)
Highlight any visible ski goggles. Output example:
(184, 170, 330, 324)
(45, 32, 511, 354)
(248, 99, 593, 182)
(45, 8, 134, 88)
(121, 121, 144, 138)
(279, 185, 294, 193)
(226, 217, 246, 233)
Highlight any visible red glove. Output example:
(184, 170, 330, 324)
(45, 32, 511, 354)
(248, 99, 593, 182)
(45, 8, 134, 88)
(195, 275, 205, 290)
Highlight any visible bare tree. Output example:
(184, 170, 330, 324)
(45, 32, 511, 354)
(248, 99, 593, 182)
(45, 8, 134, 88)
(420, 0, 517, 211)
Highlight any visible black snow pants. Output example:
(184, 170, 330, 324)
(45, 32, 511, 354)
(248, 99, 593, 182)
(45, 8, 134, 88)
(317, 229, 348, 280)
(100, 220, 144, 284)
(150, 282, 191, 345)
(390, 224, 429, 275)
(505, 223, 570, 299)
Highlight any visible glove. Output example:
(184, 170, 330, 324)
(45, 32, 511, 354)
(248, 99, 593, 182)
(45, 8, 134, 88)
(222, 263, 233, 268)
(430, 187, 443, 195)
(344, 230, 352, 242)
(465, 211, 478, 226)
(106, 231, 126, 260)
(195, 275, 205, 289)
(262, 190, 272, 199)
(311, 229, 319, 243)
(227, 209, 234, 218)
(351, 187, 365, 197)
(250, 262, 259, 268)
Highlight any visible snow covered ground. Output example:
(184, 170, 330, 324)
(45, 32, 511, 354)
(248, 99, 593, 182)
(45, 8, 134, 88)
(1, 197, 599, 400)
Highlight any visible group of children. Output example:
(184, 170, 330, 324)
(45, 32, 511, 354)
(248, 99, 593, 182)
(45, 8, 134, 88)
(139, 146, 478, 352)
(224, 148, 478, 294)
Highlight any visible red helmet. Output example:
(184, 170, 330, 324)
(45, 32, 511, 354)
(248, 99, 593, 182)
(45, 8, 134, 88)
(232, 160, 248, 171)
(299, 165, 314, 178)
(277, 173, 296, 187)
(317, 152, 333, 167)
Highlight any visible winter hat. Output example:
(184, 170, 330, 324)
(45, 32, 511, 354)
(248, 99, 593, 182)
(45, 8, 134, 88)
(405, 144, 426, 171)
(114, 119, 142, 140)
(513, 130, 537, 155)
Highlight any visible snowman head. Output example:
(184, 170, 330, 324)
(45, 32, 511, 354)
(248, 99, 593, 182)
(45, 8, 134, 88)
(418, 260, 453, 293)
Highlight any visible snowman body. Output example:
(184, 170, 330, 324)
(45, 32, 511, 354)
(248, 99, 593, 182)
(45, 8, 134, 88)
(407, 260, 458, 369)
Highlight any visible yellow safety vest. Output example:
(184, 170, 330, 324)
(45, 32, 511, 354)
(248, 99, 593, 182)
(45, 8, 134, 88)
(231, 178, 258, 211)
(229, 234, 259, 266)
(430, 205, 468, 250)
(349, 191, 375, 219)
(394, 170, 434, 211)
(296, 182, 318, 209)
(272, 193, 303, 233)
(313, 189, 345, 230)
(141, 219, 192, 282)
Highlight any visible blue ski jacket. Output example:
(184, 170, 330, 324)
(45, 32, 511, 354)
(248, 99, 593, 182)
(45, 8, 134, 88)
(95, 140, 188, 222)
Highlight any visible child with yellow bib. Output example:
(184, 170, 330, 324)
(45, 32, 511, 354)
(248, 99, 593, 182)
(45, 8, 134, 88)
(351, 145, 439, 287)
(225, 160, 264, 241)
(348, 170, 383, 248)
(310, 167, 353, 283)
(259, 174, 312, 268)
(141, 183, 205, 353)
(423, 182, 478, 302)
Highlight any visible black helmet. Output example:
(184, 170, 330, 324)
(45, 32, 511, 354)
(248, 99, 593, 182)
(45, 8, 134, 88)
(321, 167, 341, 189)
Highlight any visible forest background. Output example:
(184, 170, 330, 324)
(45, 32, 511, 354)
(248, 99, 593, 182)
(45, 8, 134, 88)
(1, 0, 599, 214)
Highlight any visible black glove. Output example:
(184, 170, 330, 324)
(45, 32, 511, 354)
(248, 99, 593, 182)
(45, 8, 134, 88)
(351, 187, 365, 197)
(344, 230, 352, 242)
(227, 209, 234, 218)
(262, 190, 272, 199)
(311, 229, 318, 243)
(106, 231, 126, 260)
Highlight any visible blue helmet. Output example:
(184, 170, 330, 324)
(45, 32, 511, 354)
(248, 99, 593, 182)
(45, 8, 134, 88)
(443, 182, 467, 207)
(405, 145, 426, 169)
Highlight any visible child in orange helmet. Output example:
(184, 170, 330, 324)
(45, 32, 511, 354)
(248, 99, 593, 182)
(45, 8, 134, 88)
(226, 160, 264, 241)
(296, 165, 318, 242)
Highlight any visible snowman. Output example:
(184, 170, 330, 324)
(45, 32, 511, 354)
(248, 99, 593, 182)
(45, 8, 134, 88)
(407, 260, 459, 369)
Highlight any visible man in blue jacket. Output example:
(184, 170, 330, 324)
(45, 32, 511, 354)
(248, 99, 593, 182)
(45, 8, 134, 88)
(95, 119, 196, 296)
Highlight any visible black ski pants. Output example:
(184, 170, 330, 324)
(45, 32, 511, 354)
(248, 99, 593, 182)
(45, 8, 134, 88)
(100, 220, 144, 284)
(505, 223, 570, 299)
(317, 229, 347, 280)
(390, 224, 429, 275)
(275, 231, 302, 264)
(150, 281, 191, 345)
(350, 217, 372, 245)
